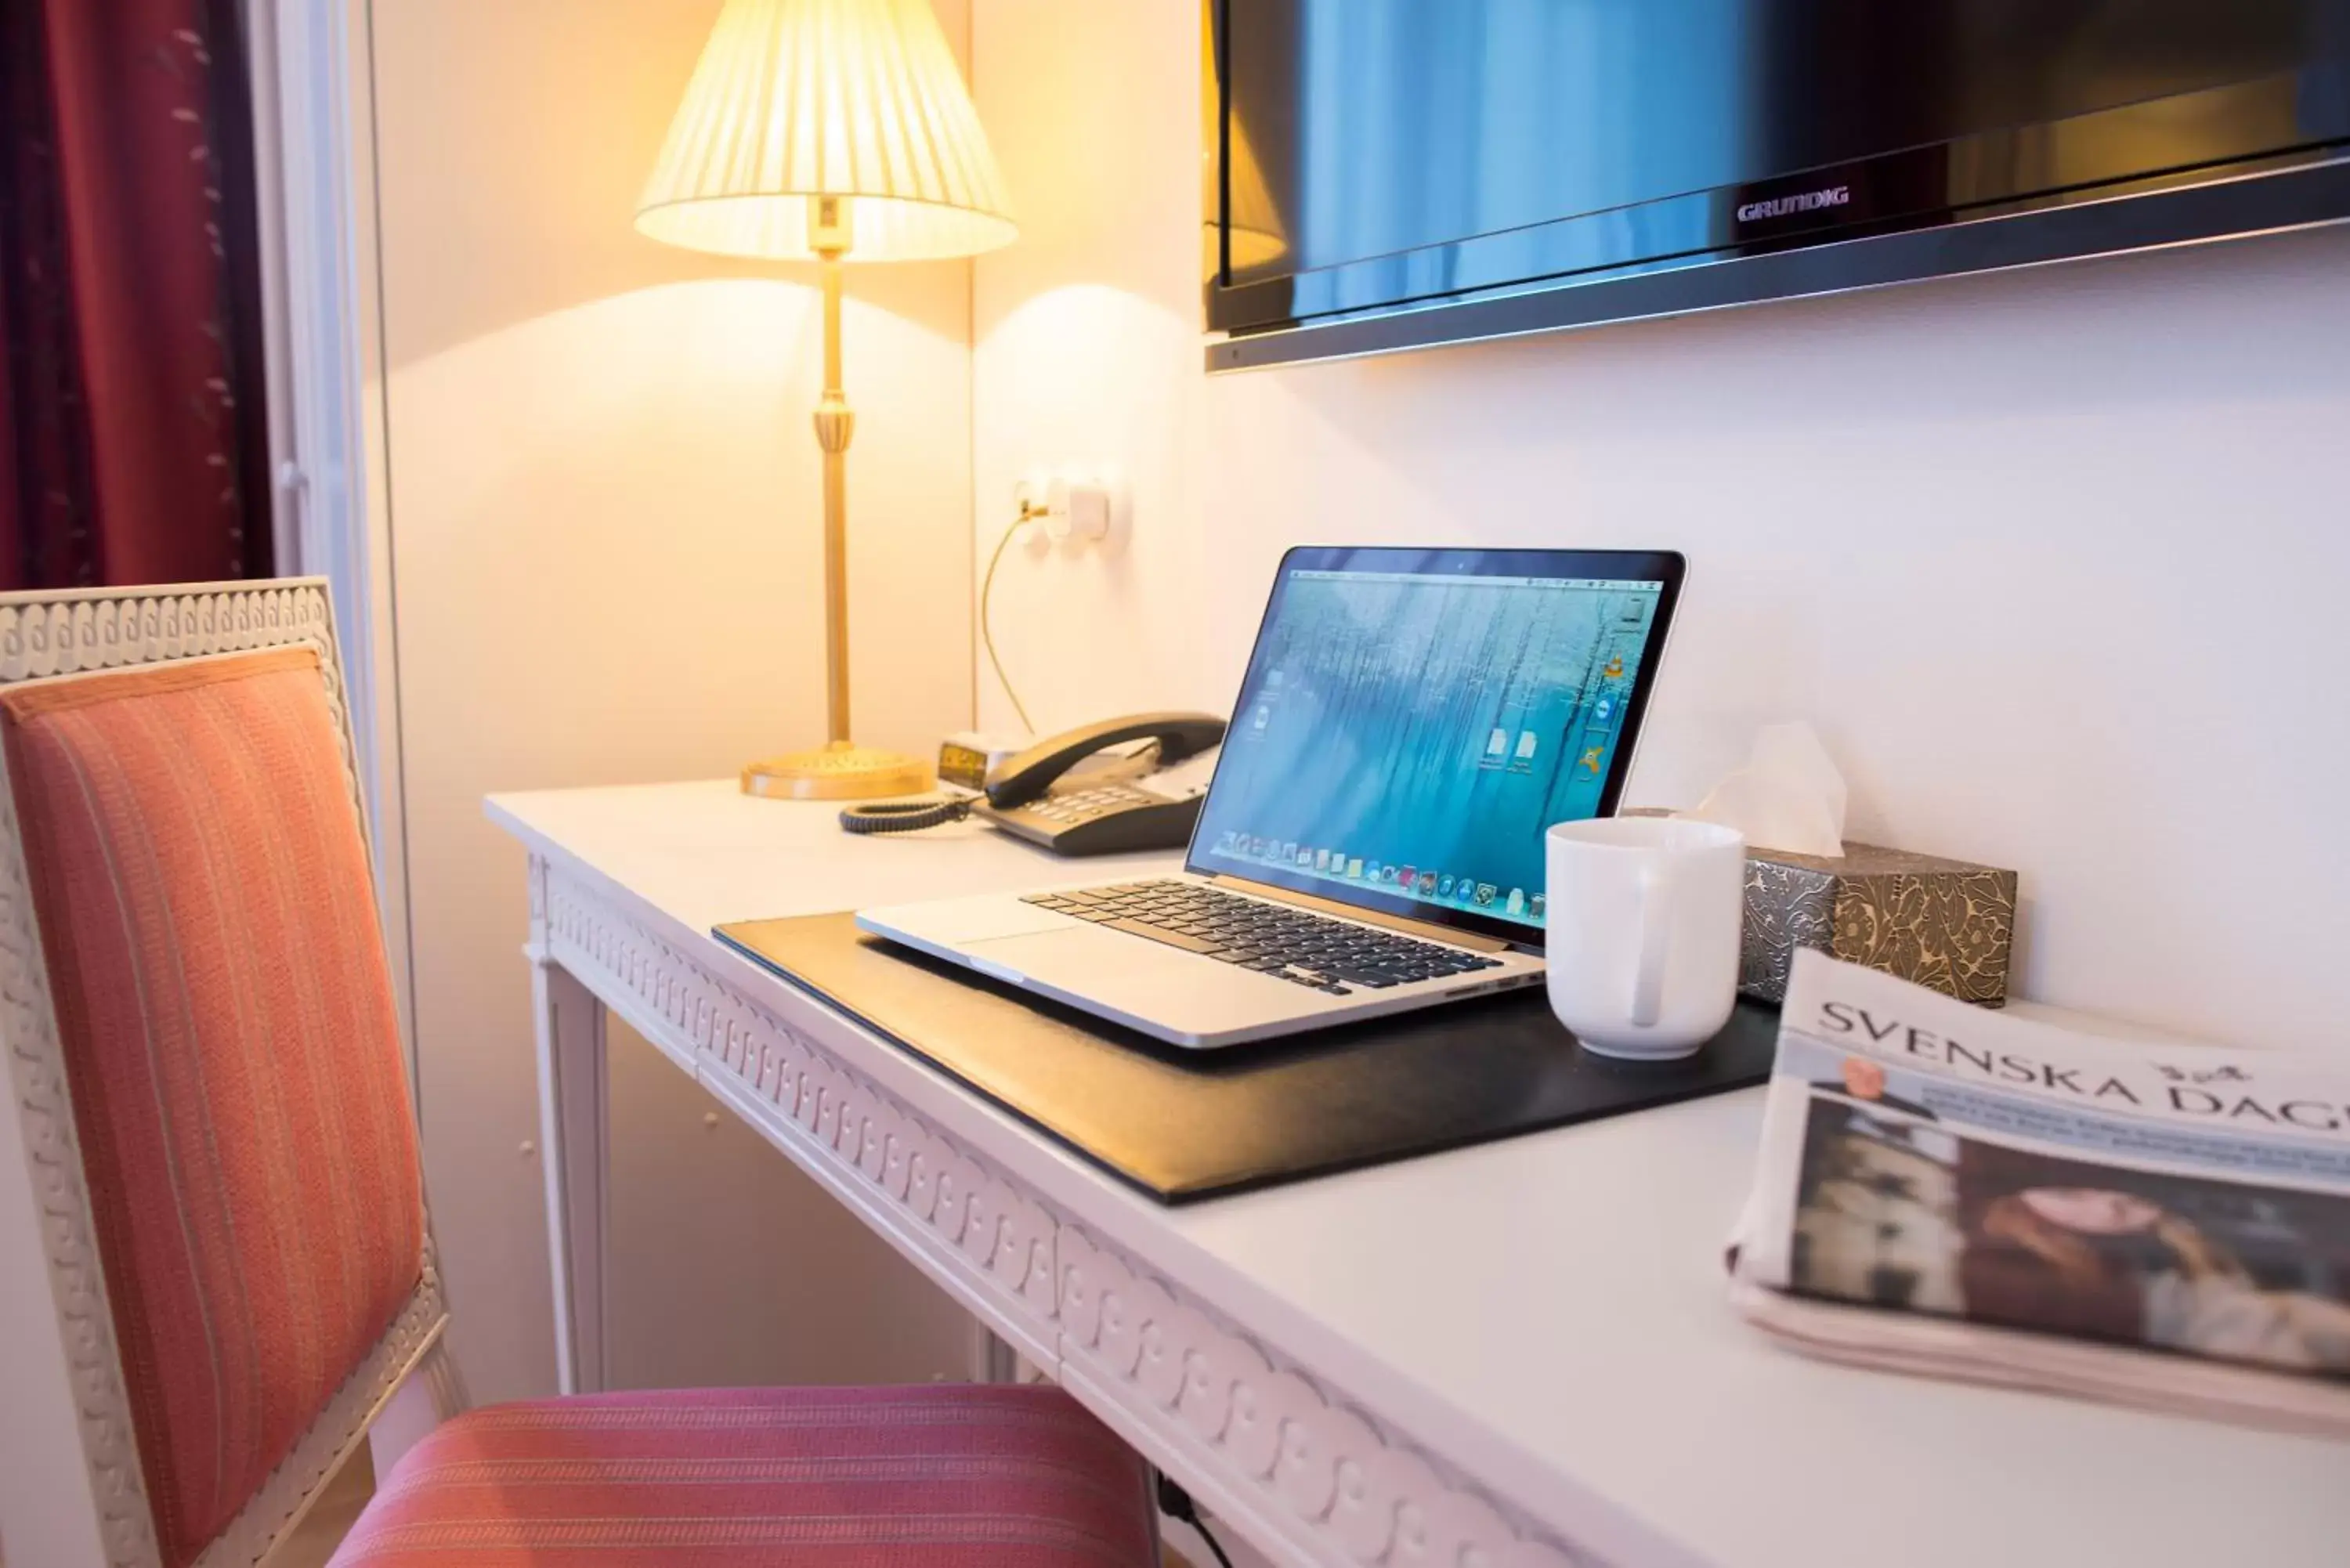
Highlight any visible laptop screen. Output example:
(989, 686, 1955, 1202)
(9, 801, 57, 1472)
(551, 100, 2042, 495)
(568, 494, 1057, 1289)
(1186, 547, 1683, 945)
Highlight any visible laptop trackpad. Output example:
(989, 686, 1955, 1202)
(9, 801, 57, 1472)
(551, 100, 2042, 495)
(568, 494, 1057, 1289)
(903, 901, 1072, 945)
(965, 918, 1189, 988)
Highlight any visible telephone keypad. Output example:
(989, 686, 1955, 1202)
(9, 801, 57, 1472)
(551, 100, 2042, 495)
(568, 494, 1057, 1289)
(973, 780, 1202, 856)
(1022, 784, 1156, 826)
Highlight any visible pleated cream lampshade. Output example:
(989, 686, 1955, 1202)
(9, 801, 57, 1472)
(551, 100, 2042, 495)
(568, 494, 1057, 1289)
(637, 0, 1016, 262)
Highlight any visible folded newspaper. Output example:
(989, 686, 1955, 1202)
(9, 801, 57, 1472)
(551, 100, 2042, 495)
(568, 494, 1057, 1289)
(1729, 952, 2350, 1437)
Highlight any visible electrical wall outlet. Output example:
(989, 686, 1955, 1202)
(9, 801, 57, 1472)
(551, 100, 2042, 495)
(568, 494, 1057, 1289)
(1010, 473, 1052, 555)
(1011, 466, 1128, 555)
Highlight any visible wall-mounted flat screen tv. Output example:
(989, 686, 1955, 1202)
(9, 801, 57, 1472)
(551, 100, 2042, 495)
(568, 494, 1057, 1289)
(1206, 1, 2350, 370)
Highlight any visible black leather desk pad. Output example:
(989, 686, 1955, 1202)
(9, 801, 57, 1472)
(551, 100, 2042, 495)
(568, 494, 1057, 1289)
(715, 912, 1779, 1205)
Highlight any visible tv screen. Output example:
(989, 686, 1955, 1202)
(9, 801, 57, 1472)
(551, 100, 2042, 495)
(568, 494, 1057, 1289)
(1206, 1, 2350, 369)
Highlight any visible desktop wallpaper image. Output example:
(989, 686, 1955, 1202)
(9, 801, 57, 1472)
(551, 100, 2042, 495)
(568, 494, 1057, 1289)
(1195, 566, 1662, 929)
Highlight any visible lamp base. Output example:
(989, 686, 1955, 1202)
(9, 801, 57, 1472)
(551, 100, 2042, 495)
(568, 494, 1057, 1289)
(741, 739, 935, 801)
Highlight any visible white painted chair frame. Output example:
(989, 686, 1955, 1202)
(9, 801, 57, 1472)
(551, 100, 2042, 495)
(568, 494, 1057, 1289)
(0, 580, 462, 1568)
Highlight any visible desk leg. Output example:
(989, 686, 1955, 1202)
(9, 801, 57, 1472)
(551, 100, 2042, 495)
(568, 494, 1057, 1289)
(533, 955, 609, 1394)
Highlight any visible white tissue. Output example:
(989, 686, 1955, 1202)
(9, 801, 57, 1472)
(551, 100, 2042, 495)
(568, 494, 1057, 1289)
(1680, 722, 1847, 858)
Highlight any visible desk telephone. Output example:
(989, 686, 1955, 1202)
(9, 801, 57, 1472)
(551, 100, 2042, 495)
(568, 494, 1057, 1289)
(840, 712, 1227, 855)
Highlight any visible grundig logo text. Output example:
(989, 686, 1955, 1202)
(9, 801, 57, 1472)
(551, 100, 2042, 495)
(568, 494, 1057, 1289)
(1737, 185, 1853, 222)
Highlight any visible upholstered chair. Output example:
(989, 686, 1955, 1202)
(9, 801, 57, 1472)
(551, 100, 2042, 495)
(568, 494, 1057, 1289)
(0, 581, 1159, 1568)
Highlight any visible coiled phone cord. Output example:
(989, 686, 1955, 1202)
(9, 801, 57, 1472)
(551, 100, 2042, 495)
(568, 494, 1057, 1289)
(837, 797, 974, 835)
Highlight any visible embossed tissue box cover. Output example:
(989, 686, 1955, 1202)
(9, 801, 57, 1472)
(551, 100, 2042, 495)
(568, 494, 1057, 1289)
(1741, 842, 2016, 1006)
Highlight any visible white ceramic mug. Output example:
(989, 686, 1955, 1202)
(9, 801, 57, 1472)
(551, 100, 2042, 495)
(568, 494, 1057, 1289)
(1544, 817, 1747, 1060)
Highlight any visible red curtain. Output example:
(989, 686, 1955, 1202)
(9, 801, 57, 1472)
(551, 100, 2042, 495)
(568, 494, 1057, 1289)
(0, 0, 273, 590)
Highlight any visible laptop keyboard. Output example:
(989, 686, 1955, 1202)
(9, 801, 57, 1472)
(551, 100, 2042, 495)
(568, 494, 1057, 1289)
(1019, 879, 1506, 996)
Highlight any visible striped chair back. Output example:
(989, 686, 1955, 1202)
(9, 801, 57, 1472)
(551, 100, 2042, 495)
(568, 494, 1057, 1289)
(0, 583, 446, 1568)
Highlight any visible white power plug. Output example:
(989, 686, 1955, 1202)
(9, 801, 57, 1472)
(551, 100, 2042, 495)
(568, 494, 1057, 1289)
(1045, 475, 1112, 547)
(1011, 468, 1124, 555)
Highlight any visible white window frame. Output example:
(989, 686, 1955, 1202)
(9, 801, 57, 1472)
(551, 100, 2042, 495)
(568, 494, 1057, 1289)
(242, 0, 413, 1075)
(244, 0, 375, 775)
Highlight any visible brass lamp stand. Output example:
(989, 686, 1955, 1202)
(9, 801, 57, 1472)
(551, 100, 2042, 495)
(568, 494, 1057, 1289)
(739, 201, 932, 800)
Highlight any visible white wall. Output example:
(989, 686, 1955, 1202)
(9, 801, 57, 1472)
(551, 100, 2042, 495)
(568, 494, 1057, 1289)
(369, 0, 979, 1401)
(971, 0, 2350, 1056)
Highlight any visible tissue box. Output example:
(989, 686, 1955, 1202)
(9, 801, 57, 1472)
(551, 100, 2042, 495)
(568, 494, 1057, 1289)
(1740, 842, 2017, 1007)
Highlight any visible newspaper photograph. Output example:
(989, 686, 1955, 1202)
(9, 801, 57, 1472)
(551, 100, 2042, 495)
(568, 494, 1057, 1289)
(1731, 952, 2350, 1422)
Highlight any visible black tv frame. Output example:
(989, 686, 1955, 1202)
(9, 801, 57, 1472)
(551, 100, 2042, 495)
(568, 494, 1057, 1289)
(1204, 3, 2350, 374)
(1208, 156, 2350, 372)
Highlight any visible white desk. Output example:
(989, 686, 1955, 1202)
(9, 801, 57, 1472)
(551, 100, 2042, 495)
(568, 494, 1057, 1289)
(488, 782, 2348, 1568)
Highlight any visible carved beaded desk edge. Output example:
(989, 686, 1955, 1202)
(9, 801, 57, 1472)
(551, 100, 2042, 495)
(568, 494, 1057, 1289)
(504, 825, 1647, 1568)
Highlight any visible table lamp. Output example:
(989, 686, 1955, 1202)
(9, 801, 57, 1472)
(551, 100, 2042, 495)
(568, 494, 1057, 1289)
(637, 0, 1017, 799)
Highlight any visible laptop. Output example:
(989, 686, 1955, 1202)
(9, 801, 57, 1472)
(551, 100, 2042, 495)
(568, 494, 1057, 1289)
(859, 546, 1687, 1048)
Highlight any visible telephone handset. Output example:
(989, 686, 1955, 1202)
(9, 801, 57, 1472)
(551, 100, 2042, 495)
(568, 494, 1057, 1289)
(976, 712, 1227, 855)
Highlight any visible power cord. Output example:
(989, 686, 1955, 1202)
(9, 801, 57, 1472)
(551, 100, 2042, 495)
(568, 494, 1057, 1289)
(981, 501, 1043, 734)
(1155, 1474, 1235, 1568)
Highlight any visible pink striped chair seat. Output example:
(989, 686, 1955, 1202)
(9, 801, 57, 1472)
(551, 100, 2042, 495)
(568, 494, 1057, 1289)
(329, 1384, 1158, 1566)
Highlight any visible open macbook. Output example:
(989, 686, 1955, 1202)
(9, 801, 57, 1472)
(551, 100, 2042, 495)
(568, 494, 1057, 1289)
(858, 546, 1687, 1048)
